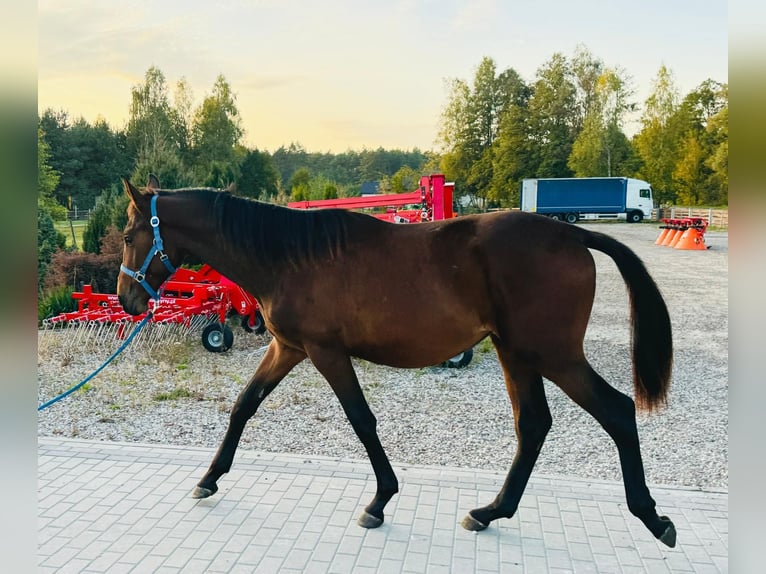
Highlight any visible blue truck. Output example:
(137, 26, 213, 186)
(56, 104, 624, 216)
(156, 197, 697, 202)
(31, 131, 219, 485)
(520, 177, 654, 223)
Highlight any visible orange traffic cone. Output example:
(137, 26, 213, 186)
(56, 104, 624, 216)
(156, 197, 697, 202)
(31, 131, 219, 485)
(674, 227, 707, 250)
(661, 228, 679, 246)
(669, 228, 685, 247)
(655, 227, 671, 245)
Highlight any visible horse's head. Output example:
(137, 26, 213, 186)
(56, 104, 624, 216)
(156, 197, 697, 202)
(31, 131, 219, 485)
(117, 175, 181, 315)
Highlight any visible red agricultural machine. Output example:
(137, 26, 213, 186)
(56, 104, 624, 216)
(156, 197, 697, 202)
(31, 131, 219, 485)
(289, 174, 455, 224)
(41, 264, 265, 354)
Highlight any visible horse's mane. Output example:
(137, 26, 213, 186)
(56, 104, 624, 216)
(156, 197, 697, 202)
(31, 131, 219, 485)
(164, 188, 373, 269)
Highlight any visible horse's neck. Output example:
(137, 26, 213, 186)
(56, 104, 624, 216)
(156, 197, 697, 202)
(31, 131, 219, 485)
(166, 193, 274, 296)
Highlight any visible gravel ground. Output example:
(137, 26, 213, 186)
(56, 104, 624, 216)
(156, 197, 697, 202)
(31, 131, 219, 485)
(37, 222, 728, 490)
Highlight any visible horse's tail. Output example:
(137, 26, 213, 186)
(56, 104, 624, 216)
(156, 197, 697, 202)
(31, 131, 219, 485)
(583, 230, 673, 411)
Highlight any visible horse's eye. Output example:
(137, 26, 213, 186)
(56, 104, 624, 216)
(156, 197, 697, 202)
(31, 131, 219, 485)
(124, 236, 133, 247)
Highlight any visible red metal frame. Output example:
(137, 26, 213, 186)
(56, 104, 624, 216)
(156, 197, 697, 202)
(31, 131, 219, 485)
(288, 174, 455, 222)
(659, 217, 708, 235)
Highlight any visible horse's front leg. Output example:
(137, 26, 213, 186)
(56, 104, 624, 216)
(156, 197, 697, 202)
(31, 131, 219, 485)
(192, 340, 305, 498)
(306, 347, 399, 528)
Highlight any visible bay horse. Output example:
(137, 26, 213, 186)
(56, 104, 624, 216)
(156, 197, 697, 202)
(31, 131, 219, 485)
(117, 176, 676, 547)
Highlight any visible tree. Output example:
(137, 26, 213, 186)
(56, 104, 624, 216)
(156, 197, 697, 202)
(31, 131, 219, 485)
(390, 165, 420, 193)
(439, 57, 529, 207)
(39, 110, 132, 210)
(272, 142, 308, 187)
(171, 77, 195, 167)
(672, 80, 728, 205)
(38, 125, 67, 291)
(488, 100, 535, 206)
(526, 53, 578, 178)
(37, 210, 66, 292)
(82, 186, 129, 254)
(705, 104, 728, 204)
(673, 133, 706, 205)
(237, 148, 280, 200)
(191, 74, 243, 184)
(38, 126, 65, 219)
(633, 65, 682, 204)
(128, 66, 188, 188)
(568, 68, 635, 176)
(570, 45, 604, 131)
(288, 167, 311, 201)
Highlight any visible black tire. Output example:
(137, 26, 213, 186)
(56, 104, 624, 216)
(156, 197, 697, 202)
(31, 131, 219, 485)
(628, 211, 643, 223)
(202, 323, 234, 353)
(549, 214, 562, 221)
(241, 309, 266, 335)
(565, 212, 578, 224)
(445, 347, 474, 368)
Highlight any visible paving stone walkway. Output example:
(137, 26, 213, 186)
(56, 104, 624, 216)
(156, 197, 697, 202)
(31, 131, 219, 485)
(38, 437, 727, 573)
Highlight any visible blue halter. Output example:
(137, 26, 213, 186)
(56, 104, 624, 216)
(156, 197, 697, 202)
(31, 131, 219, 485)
(120, 194, 177, 300)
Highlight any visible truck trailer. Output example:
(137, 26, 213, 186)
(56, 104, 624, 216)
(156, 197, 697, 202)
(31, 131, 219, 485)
(520, 177, 654, 223)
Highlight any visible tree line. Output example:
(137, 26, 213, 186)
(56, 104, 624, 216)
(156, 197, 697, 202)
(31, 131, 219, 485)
(37, 49, 727, 301)
(38, 65, 433, 215)
(438, 49, 727, 208)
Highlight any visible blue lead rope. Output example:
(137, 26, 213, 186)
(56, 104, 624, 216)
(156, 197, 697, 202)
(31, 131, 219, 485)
(41, 194, 174, 412)
(38, 312, 154, 412)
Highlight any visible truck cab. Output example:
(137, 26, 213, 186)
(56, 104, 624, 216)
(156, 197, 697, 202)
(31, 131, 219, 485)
(625, 178, 654, 222)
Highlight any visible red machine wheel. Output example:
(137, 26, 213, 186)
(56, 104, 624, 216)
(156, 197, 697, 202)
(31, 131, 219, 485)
(444, 347, 473, 368)
(202, 323, 234, 352)
(241, 310, 266, 335)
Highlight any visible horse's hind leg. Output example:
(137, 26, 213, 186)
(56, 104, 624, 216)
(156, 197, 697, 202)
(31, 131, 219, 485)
(548, 361, 676, 547)
(306, 347, 398, 528)
(193, 340, 305, 498)
(462, 347, 552, 531)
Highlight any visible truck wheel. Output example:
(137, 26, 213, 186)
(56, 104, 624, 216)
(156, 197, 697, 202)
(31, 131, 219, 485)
(628, 211, 643, 223)
(444, 348, 473, 368)
(565, 212, 578, 224)
(202, 323, 234, 352)
(549, 214, 562, 221)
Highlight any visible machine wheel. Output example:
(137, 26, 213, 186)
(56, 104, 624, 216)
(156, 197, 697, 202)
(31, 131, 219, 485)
(444, 348, 474, 368)
(628, 211, 643, 223)
(565, 212, 578, 224)
(241, 309, 266, 335)
(549, 214, 562, 221)
(202, 323, 234, 353)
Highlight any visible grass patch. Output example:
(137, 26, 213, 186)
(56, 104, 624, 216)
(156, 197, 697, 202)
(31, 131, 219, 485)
(476, 337, 494, 354)
(55, 220, 88, 250)
(152, 387, 200, 401)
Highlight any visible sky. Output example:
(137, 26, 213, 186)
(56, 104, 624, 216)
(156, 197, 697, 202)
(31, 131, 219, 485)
(38, 0, 728, 154)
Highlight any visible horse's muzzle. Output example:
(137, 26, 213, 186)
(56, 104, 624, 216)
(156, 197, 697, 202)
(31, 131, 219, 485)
(118, 292, 149, 316)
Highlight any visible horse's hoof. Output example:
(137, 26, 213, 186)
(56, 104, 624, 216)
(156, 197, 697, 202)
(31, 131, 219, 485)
(658, 516, 677, 548)
(460, 513, 488, 532)
(357, 510, 384, 529)
(191, 485, 217, 499)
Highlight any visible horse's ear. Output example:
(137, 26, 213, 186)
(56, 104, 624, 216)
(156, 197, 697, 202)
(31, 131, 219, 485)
(147, 174, 161, 191)
(122, 178, 151, 212)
